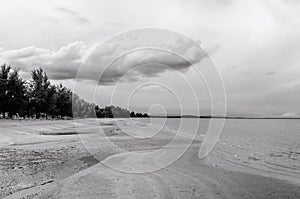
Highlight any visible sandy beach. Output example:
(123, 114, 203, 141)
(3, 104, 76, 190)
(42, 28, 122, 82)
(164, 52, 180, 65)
(0, 119, 299, 199)
(2, 0, 300, 198)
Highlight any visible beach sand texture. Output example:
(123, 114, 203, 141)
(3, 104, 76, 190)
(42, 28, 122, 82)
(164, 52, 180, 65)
(0, 119, 299, 199)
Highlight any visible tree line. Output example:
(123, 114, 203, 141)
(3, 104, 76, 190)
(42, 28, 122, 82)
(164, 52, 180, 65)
(95, 105, 148, 118)
(0, 64, 149, 119)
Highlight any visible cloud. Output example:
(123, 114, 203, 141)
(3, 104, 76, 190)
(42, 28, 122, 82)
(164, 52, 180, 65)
(265, 71, 276, 75)
(282, 112, 298, 117)
(0, 41, 86, 79)
(98, 48, 202, 84)
(56, 7, 91, 24)
(0, 35, 208, 84)
(138, 85, 166, 92)
(1, 0, 300, 116)
(74, 30, 208, 84)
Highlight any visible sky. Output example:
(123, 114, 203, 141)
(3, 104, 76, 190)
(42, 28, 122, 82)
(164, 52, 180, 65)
(0, 0, 300, 117)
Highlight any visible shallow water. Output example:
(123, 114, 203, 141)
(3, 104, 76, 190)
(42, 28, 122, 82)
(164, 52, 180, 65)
(138, 118, 300, 184)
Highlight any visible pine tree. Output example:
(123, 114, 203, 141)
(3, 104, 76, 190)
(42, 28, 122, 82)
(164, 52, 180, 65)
(7, 69, 26, 118)
(55, 84, 73, 118)
(0, 64, 148, 119)
(0, 64, 11, 118)
(31, 68, 50, 118)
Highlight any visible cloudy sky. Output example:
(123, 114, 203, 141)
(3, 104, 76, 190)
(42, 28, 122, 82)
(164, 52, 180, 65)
(1, 0, 300, 117)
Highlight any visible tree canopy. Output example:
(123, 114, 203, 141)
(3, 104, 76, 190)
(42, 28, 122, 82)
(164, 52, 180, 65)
(0, 64, 149, 119)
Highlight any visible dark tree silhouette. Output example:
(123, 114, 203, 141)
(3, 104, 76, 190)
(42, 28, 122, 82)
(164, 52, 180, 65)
(0, 64, 11, 117)
(130, 111, 136, 117)
(55, 84, 73, 118)
(0, 63, 149, 119)
(6, 69, 26, 118)
(30, 68, 50, 118)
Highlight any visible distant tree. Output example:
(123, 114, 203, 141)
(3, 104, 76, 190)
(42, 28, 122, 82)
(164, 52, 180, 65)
(130, 111, 135, 117)
(132, 112, 149, 117)
(111, 106, 130, 118)
(0, 64, 11, 117)
(95, 105, 100, 118)
(104, 106, 113, 118)
(55, 84, 72, 117)
(46, 85, 58, 118)
(72, 93, 95, 118)
(142, 113, 149, 117)
(21, 81, 32, 118)
(0, 64, 149, 120)
(95, 106, 148, 118)
(6, 69, 26, 118)
(72, 94, 81, 118)
(95, 105, 106, 118)
(30, 68, 50, 118)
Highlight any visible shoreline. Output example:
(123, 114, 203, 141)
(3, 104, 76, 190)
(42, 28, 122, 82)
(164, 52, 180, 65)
(0, 119, 299, 198)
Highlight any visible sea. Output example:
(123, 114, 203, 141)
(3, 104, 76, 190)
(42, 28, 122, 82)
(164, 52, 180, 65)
(138, 118, 300, 184)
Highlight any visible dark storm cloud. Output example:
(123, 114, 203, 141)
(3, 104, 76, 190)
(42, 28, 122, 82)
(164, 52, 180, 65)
(98, 49, 199, 84)
(77, 34, 209, 85)
(0, 37, 209, 84)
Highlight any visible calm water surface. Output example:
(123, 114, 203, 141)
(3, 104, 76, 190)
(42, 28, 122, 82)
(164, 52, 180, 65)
(138, 118, 300, 184)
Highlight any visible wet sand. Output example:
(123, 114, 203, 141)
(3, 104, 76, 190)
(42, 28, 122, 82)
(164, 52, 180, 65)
(0, 119, 299, 199)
